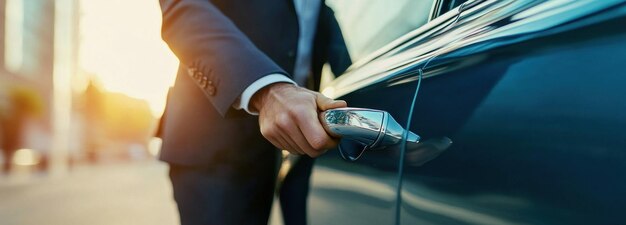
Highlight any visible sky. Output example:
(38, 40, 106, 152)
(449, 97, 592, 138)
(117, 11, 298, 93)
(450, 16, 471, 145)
(79, 0, 179, 117)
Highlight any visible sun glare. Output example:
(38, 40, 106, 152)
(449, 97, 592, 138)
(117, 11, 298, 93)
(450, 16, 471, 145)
(79, 0, 178, 117)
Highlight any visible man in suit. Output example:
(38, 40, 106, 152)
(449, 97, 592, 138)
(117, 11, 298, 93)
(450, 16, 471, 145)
(157, 0, 350, 224)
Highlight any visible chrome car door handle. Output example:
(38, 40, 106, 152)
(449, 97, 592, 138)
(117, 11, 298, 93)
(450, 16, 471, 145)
(319, 107, 420, 161)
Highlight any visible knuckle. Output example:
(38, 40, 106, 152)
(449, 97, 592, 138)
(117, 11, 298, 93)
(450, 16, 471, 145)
(261, 126, 276, 137)
(310, 136, 330, 151)
(308, 151, 321, 158)
(308, 96, 317, 105)
(293, 108, 309, 119)
(260, 126, 269, 136)
(276, 113, 291, 128)
(287, 108, 300, 119)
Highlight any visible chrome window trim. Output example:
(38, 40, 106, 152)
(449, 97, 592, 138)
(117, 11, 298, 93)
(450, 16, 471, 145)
(429, 0, 446, 21)
(323, 0, 626, 99)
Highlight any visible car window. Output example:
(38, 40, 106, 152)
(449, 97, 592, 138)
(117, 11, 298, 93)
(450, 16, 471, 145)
(326, 0, 435, 62)
(430, 0, 468, 19)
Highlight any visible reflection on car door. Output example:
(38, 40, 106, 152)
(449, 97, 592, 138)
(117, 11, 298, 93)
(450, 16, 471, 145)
(308, 1, 438, 224)
(398, 1, 626, 224)
(308, 78, 419, 225)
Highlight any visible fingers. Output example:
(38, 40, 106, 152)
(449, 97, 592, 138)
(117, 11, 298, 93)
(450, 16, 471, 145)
(276, 106, 321, 156)
(256, 85, 346, 158)
(298, 107, 339, 154)
(277, 134, 305, 155)
(315, 93, 347, 111)
(281, 122, 316, 156)
(268, 104, 335, 157)
(263, 130, 305, 155)
(261, 118, 305, 155)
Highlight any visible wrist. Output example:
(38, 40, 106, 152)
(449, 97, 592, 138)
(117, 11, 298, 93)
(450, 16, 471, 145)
(251, 82, 293, 112)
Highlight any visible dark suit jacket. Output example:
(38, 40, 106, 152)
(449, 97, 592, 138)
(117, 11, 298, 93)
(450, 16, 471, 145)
(157, 0, 350, 166)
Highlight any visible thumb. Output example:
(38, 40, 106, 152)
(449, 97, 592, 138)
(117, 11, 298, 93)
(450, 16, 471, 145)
(315, 93, 347, 111)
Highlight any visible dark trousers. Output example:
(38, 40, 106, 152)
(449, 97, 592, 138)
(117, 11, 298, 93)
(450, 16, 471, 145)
(169, 154, 315, 225)
(168, 151, 279, 225)
(279, 156, 314, 225)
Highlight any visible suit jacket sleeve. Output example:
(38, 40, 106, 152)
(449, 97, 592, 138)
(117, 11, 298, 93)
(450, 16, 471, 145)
(159, 0, 288, 117)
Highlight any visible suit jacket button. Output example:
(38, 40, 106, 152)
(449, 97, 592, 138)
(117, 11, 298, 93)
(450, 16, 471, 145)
(206, 85, 216, 96)
(200, 77, 208, 88)
(287, 50, 295, 57)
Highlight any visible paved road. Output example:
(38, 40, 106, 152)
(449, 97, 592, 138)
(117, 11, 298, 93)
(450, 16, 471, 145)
(0, 161, 284, 225)
(0, 161, 179, 225)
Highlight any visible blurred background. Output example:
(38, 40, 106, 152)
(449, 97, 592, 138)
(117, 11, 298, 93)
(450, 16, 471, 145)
(0, 0, 180, 224)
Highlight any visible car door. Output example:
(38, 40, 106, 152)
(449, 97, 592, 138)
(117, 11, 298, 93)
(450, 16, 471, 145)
(307, 0, 449, 225)
(396, 1, 626, 224)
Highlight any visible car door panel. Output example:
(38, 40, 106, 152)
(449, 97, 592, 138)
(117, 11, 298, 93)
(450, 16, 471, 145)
(308, 1, 440, 224)
(309, 1, 626, 225)
(400, 2, 626, 225)
(309, 79, 419, 225)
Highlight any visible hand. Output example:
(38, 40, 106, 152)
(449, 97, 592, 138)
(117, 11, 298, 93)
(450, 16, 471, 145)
(251, 83, 347, 157)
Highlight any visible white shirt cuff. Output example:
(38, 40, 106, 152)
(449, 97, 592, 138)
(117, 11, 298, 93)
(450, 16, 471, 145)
(235, 74, 296, 115)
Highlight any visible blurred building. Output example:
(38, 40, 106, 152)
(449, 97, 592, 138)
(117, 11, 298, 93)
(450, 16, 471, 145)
(76, 80, 156, 162)
(0, 0, 80, 173)
(0, 0, 159, 173)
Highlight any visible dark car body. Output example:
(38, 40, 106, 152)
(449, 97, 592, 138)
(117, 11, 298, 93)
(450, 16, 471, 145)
(305, 0, 626, 224)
